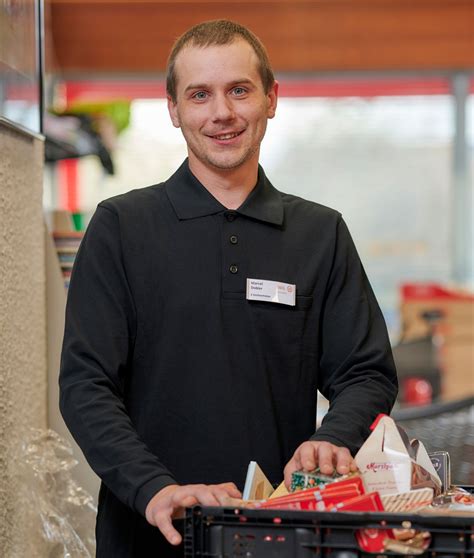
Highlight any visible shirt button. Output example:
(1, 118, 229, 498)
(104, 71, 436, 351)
(229, 264, 238, 274)
(226, 212, 236, 222)
(229, 235, 238, 245)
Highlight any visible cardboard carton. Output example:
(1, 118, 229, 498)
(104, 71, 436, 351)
(400, 283, 473, 343)
(399, 283, 474, 400)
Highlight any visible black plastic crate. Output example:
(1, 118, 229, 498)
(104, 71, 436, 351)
(184, 505, 473, 558)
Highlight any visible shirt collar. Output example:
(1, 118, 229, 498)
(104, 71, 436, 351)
(165, 159, 284, 226)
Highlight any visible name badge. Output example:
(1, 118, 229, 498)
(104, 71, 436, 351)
(246, 278, 296, 306)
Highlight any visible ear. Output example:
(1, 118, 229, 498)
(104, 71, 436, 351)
(167, 95, 181, 128)
(266, 80, 279, 119)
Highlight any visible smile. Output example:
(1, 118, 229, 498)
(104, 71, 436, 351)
(211, 131, 243, 140)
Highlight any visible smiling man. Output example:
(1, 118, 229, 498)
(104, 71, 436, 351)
(59, 20, 398, 558)
(166, 36, 276, 203)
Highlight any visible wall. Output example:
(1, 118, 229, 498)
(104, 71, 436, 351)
(45, 224, 101, 500)
(0, 121, 48, 556)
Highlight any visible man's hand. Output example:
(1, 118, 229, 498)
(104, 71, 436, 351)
(145, 482, 242, 545)
(284, 440, 358, 489)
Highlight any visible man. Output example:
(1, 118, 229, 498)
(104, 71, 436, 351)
(59, 19, 398, 557)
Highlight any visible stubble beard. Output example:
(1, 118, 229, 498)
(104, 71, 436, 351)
(200, 143, 260, 171)
(181, 122, 264, 172)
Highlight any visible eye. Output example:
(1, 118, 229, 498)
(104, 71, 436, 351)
(232, 87, 247, 96)
(192, 91, 208, 101)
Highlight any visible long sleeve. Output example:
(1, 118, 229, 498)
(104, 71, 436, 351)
(311, 216, 398, 454)
(59, 204, 176, 516)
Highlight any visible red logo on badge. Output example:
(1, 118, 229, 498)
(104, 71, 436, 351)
(287, 286, 293, 293)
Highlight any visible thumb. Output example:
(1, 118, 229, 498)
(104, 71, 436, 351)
(284, 462, 295, 489)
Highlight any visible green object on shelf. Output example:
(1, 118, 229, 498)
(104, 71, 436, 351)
(72, 213, 84, 231)
(56, 100, 131, 133)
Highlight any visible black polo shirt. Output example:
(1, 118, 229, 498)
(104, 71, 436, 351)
(59, 160, 397, 555)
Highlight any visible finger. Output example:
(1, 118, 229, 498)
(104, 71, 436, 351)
(334, 446, 353, 475)
(219, 483, 242, 498)
(212, 487, 240, 505)
(171, 495, 198, 518)
(170, 488, 194, 506)
(286, 450, 302, 479)
(350, 460, 359, 472)
(213, 483, 245, 504)
(180, 495, 198, 508)
(283, 458, 297, 488)
(316, 442, 335, 475)
(177, 484, 224, 507)
(154, 512, 182, 546)
(293, 452, 303, 471)
(299, 442, 318, 471)
(216, 494, 243, 506)
(192, 486, 221, 507)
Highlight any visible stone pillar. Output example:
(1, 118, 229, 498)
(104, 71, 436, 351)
(0, 121, 48, 556)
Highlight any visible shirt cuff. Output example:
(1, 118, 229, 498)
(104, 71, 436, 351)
(134, 474, 178, 517)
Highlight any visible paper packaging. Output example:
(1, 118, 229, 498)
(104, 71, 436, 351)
(257, 481, 364, 511)
(259, 475, 365, 508)
(355, 414, 442, 496)
(290, 468, 342, 491)
(261, 488, 361, 511)
(331, 491, 384, 512)
(381, 487, 434, 512)
(242, 461, 274, 501)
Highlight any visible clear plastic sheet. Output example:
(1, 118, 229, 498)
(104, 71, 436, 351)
(20, 429, 97, 557)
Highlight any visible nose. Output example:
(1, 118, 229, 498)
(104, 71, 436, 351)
(211, 93, 235, 122)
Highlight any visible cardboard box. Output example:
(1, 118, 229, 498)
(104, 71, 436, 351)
(439, 341, 474, 399)
(399, 283, 474, 400)
(400, 283, 473, 342)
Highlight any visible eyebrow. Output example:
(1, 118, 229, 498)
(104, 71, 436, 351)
(184, 79, 255, 94)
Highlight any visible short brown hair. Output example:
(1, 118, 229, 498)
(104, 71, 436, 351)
(166, 19, 275, 102)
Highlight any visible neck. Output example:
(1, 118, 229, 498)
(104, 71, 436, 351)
(188, 156, 259, 210)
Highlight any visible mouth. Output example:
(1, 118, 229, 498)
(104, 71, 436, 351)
(208, 130, 244, 141)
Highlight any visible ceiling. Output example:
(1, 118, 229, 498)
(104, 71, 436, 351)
(46, 0, 474, 76)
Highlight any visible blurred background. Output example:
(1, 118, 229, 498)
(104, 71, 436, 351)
(0, 1, 473, 555)
(40, 0, 473, 402)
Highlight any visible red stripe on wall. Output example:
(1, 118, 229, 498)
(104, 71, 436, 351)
(61, 77, 474, 104)
(57, 159, 79, 212)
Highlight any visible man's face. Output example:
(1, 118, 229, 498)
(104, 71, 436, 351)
(167, 39, 278, 175)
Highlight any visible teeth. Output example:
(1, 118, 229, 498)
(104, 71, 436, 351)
(214, 132, 240, 140)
